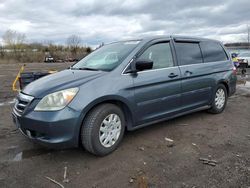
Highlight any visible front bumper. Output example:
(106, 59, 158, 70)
(12, 106, 82, 148)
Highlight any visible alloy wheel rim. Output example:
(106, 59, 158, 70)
(215, 88, 225, 109)
(99, 114, 121, 148)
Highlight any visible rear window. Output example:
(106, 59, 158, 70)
(175, 42, 203, 65)
(200, 41, 228, 63)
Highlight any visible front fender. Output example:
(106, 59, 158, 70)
(69, 94, 136, 133)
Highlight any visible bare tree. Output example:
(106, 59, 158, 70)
(86, 46, 92, 53)
(66, 34, 81, 57)
(0, 44, 5, 58)
(2, 29, 26, 60)
(2, 30, 26, 47)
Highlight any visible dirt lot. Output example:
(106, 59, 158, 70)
(0, 63, 74, 102)
(0, 63, 250, 188)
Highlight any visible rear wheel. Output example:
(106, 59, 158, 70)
(208, 84, 227, 114)
(81, 103, 125, 156)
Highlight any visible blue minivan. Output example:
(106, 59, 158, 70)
(12, 36, 237, 156)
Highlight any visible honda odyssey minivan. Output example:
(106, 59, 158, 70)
(12, 36, 237, 156)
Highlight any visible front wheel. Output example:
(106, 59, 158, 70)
(81, 103, 125, 156)
(208, 84, 228, 114)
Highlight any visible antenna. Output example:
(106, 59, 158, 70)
(248, 24, 250, 49)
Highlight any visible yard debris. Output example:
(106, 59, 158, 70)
(129, 177, 135, 183)
(45, 176, 64, 188)
(202, 160, 216, 166)
(199, 157, 218, 163)
(135, 168, 145, 175)
(177, 123, 189, 126)
(199, 157, 218, 167)
(164, 137, 174, 142)
(167, 142, 175, 147)
(139, 146, 145, 151)
(192, 143, 200, 151)
(137, 176, 148, 188)
(165, 137, 175, 147)
(63, 166, 69, 183)
(143, 161, 147, 165)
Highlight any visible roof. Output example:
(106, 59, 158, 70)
(108, 35, 220, 46)
(139, 35, 219, 43)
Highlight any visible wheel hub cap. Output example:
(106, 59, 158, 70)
(99, 114, 121, 148)
(215, 88, 225, 109)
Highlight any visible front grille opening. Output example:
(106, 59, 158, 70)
(14, 100, 28, 115)
(14, 93, 34, 116)
(16, 100, 29, 112)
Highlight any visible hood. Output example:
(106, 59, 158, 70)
(22, 69, 106, 98)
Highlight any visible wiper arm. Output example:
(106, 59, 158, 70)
(79, 67, 100, 71)
(70, 67, 100, 71)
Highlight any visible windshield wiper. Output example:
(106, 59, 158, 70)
(70, 67, 100, 71)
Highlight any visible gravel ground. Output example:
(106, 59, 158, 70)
(0, 63, 249, 188)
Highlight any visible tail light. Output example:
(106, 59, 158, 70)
(232, 66, 237, 75)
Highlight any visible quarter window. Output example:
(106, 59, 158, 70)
(200, 41, 228, 62)
(138, 42, 174, 70)
(175, 42, 203, 65)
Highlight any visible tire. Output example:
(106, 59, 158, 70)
(242, 69, 247, 75)
(207, 84, 228, 114)
(81, 103, 125, 156)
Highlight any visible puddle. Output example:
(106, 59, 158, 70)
(6, 145, 18, 150)
(236, 79, 250, 97)
(13, 152, 23, 162)
(237, 80, 250, 88)
(8, 99, 16, 104)
(0, 98, 16, 107)
(12, 148, 52, 162)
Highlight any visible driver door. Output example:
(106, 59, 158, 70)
(132, 40, 182, 125)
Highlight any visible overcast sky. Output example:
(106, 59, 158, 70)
(0, 0, 250, 46)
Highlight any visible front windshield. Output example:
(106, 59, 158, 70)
(72, 41, 140, 71)
(239, 52, 250, 57)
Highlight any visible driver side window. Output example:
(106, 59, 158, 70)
(139, 42, 174, 70)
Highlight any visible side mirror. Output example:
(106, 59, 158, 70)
(133, 59, 153, 72)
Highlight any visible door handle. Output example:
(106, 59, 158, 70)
(168, 73, 178, 78)
(184, 70, 193, 76)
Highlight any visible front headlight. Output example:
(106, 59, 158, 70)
(34, 87, 79, 111)
(243, 59, 248, 63)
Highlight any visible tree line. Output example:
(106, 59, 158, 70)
(0, 30, 92, 63)
(224, 42, 250, 48)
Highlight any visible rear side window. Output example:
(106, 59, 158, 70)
(175, 42, 203, 65)
(200, 41, 228, 63)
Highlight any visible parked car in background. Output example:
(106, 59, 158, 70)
(237, 52, 250, 67)
(231, 53, 239, 67)
(65, 58, 79, 62)
(12, 36, 237, 156)
(44, 56, 55, 63)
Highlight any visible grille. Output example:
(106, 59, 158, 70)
(13, 93, 34, 116)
